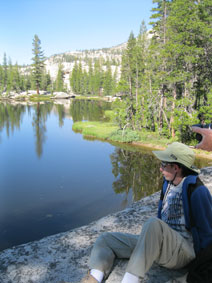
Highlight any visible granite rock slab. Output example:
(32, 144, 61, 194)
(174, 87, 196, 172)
(0, 167, 212, 283)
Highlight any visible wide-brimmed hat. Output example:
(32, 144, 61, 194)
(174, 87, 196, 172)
(152, 142, 200, 174)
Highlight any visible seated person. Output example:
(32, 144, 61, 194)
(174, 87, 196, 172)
(64, 142, 212, 283)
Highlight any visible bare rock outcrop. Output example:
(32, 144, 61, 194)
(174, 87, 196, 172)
(0, 168, 211, 283)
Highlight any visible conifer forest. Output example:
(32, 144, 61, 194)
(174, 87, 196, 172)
(1, 0, 212, 143)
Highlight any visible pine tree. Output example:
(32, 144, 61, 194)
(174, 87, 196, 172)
(31, 35, 45, 95)
(70, 62, 78, 93)
(2, 53, 8, 92)
(113, 0, 212, 142)
(41, 71, 52, 92)
(7, 58, 13, 93)
(93, 59, 103, 96)
(103, 61, 113, 96)
(13, 63, 21, 92)
(0, 65, 3, 93)
(119, 31, 137, 129)
(87, 60, 94, 95)
(55, 63, 64, 92)
(77, 61, 83, 94)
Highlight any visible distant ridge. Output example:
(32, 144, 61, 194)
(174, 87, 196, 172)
(44, 42, 126, 88)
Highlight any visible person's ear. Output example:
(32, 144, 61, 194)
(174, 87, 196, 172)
(174, 164, 179, 172)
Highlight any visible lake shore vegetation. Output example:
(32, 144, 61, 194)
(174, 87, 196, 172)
(1, 1, 212, 150)
(72, 119, 212, 160)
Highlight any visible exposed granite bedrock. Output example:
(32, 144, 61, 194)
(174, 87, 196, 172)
(0, 167, 212, 283)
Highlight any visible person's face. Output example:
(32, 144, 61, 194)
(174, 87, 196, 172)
(160, 162, 177, 182)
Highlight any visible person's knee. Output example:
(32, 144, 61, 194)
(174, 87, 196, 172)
(95, 232, 112, 247)
(142, 217, 163, 236)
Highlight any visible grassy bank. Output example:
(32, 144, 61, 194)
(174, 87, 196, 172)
(72, 121, 118, 140)
(72, 121, 212, 160)
(0, 94, 54, 102)
(72, 121, 171, 146)
(74, 95, 108, 101)
(29, 95, 53, 102)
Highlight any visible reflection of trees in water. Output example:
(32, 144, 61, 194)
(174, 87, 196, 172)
(32, 102, 53, 158)
(69, 100, 111, 122)
(0, 103, 26, 141)
(55, 104, 65, 127)
(110, 148, 163, 202)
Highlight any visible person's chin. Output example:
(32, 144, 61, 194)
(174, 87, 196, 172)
(163, 175, 171, 181)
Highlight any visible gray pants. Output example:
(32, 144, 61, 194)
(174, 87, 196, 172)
(89, 217, 195, 278)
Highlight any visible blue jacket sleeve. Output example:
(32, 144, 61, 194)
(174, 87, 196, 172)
(190, 186, 212, 252)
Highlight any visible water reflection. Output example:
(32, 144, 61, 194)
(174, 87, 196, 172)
(111, 147, 163, 202)
(32, 102, 53, 157)
(69, 99, 111, 122)
(110, 145, 210, 202)
(0, 103, 25, 139)
(55, 104, 65, 127)
(0, 100, 111, 157)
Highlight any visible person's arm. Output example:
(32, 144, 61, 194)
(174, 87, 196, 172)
(191, 186, 212, 250)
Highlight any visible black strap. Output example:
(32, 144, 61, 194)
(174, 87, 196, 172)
(160, 178, 204, 228)
(160, 186, 164, 201)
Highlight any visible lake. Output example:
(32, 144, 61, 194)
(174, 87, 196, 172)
(0, 100, 210, 251)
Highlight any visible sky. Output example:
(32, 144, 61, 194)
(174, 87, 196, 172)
(0, 0, 155, 66)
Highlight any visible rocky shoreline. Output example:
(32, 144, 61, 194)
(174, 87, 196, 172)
(0, 91, 75, 100)
(0, 91, 118, 102)
(0, 167, 212, 283)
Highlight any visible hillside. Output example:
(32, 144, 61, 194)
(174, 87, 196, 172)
(44, 42, 126, 89)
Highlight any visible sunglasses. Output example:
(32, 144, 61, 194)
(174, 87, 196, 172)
(160, 161, 173, 169)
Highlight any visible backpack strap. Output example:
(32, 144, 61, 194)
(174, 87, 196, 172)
(187, 177, 204, 228)
(160, 186, 164, 201)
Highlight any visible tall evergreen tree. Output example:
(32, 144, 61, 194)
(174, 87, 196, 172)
(0, 65, 3, 93)
(41, 71, 52, 92)
(31, 35, 45, 95)
(55, 63, 64, 92)
(118, 31, 138, 129)
(93, 59, 103, 95)
(7, 58, 13, 93)
(70, 62, 78, 93)
(2, 53, 8, 92)
(12, 63, 21, 92)
(88, 60, 94, 95)
(103, 62, 113, 96)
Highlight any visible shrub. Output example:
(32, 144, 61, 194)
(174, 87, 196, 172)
(109, 129, 140, 143)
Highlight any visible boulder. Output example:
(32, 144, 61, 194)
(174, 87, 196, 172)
(27, 90, 37, 95)
(8, 92, 19, 98)
(53, 92, 70, 99)
(20, 91, 28, 96)
(0, 168, 211, 283)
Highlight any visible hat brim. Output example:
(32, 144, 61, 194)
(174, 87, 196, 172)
(152, 150, 176, 163)
(152, 150, 200, 174)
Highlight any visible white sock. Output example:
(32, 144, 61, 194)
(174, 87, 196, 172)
(121, 272, 140, 283)
(90, 269, 104, 282)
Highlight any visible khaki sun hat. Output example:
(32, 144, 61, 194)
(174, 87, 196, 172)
(152, 142, 200, 174)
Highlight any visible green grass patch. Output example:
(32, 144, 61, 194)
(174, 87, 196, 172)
(72, 121, 118, 140)
(72, 121, 174, 145)
(74, 95, 106, 101)
(14, 95, 28, 101)
(109, 129, 140, 143)
(137, 130, 174, 147)
(29, 95, 53, 102)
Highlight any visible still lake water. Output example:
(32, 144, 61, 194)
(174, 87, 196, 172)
(0, 100, 210, 251)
